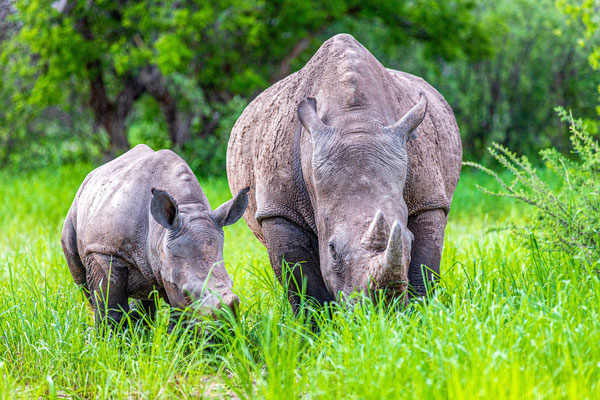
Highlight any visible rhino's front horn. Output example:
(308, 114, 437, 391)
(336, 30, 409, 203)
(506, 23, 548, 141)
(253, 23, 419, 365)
(362, 209, 389, 250)
(383, 220, 405, 270)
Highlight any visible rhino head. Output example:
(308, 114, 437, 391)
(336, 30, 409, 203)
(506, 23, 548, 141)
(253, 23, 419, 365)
(298, 94, 427, 300)
(150, 187, 249, 317)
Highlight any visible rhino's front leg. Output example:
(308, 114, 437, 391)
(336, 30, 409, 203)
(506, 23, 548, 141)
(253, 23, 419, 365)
(262, 217, 334, 308)
(129, 299, 157, 326)
(85, 253, 130, 330)
(407, 209, 447, 298)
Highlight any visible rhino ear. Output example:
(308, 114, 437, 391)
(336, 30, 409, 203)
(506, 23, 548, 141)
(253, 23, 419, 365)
(150, 188, 180, 230)
(211, 187, 249, 227)
(388, 92, 428, 142)
(298, 97, 328, 136)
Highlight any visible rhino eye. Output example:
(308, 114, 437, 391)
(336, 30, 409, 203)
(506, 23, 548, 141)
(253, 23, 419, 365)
(328, 241, 337, 260)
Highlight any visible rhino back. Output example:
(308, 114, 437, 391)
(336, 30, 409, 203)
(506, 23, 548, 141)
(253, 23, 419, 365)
(72, 145, 210, 266)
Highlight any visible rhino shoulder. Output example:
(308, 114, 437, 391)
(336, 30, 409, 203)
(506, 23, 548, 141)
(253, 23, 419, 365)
(386, 68, 462, 214)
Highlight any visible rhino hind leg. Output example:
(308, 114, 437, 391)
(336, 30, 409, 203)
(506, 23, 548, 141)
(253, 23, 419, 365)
(61, 212, 91, 303)
(261, 217, 334, 308)
(84, 253, 130, 329)
(407, 209, 447, 298)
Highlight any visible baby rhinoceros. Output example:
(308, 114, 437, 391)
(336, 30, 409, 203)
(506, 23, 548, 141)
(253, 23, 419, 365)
(61, 144, 248, 328)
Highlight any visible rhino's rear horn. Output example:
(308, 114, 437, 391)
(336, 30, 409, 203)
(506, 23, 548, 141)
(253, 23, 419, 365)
(362, 209, 389, 250)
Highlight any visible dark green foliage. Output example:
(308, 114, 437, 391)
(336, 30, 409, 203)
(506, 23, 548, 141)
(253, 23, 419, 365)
(180, 96, 248, 177)
(0, 0, 490, 173)
(128, 95, 172, 151)
(559, 0, 600, 71)
(1, 0, 598, 174)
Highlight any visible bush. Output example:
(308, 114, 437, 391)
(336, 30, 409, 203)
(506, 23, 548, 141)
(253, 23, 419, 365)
(465, 108, 600, 264)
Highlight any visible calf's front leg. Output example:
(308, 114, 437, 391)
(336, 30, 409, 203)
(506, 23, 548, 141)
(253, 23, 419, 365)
(85, 253, 130, 330)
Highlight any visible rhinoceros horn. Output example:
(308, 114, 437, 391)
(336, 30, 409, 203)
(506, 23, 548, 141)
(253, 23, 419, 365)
(361, 209, 390, 250)
(383, 220, 405, 271)
(387, 92, 428, 142)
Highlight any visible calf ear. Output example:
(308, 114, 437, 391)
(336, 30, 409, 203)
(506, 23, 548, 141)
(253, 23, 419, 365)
(211, 187, 249, 227)
(388, 92, 428, 142)
(150, 188, 180, 230)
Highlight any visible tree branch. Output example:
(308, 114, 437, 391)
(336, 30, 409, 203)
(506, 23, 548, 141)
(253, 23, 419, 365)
(271, 33, 317, 83)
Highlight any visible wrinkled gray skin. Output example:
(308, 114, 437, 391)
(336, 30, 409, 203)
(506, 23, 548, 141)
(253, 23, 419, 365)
(227, 34, 461, 305)
(61, 144, 248, 328)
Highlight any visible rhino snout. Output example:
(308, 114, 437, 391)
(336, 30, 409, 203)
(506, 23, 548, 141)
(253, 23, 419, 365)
(199, 292, 240, 320)
(365, 218, 412, 295)
(180, 283, 239, 318)
(216, 293, 240, 319)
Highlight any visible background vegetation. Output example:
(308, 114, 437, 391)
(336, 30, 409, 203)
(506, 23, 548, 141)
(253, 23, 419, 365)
(1, 0, 598, 174)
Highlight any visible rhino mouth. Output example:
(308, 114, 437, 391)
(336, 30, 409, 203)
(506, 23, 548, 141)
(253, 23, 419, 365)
(366, 279, 410, 306)
(163, 280, 239, 320)
(333, 280, 410, 309)
(189, 292, 240, 319)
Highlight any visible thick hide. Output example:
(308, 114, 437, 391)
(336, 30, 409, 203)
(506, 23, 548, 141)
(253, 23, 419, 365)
(62, 144, 247, 327)
(227, 34, 461, 302)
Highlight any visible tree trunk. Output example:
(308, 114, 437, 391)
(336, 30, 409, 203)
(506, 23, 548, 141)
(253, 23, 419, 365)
(157, 101, 191, 147)
(88, 67, 128, 154)
(170, 111, 191, 147)
(76, 9, 142, 156)
(87, 61, 144, 156)
(140, 65, 191, 147)
(105, 113, 129, 154)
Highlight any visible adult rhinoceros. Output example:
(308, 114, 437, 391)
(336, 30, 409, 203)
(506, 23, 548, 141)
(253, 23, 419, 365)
(227, 34, 461, 305)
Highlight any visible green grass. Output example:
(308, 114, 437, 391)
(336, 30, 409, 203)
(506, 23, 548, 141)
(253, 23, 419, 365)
(0, 164, 598, 399)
